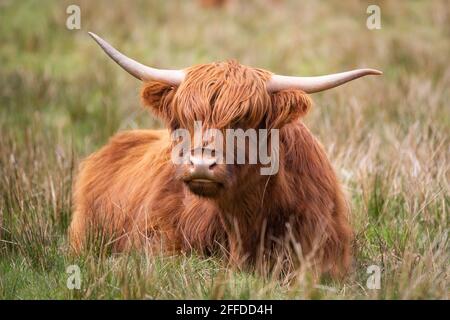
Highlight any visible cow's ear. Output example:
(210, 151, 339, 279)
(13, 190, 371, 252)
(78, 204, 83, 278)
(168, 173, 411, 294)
(141, 81, 179, 129)
(267, 90, 312, 129)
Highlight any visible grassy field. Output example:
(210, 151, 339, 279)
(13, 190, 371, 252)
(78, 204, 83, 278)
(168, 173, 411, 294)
(0, 0, 448, 299)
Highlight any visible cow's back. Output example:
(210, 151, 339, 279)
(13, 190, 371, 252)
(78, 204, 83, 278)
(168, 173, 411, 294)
(69, 129, 175, 252)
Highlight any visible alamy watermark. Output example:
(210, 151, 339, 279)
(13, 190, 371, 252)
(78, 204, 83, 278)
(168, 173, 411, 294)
(171, 121, 280, 175)
(66, 4, 81, 30)
(66, 264, 81, 290)
(366, 5, 381, 30)
(366, 265, 381, 290)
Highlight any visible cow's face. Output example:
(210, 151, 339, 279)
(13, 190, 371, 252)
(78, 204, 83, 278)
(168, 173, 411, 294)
(142, 61, 312, 198)
(89, 34, 380, 197)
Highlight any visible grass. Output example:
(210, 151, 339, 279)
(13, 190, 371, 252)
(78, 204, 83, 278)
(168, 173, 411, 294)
(0, 0, 448, 299)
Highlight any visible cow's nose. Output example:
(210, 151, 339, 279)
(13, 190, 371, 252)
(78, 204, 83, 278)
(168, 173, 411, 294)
(189, 154, 217, 175)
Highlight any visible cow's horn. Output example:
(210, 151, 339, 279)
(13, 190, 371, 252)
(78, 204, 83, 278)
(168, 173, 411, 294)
(266, 68, 382, 93)
(88, 32, 185, 85)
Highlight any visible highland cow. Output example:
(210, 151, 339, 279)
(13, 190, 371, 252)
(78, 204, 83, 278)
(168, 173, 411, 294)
(69, 33, 381, 277)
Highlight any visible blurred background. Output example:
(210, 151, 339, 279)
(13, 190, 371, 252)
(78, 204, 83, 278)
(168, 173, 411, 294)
(0, 0, 448, 299)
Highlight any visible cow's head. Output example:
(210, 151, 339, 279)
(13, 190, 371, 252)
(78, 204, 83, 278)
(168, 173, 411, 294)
(89, 32, 381, 198)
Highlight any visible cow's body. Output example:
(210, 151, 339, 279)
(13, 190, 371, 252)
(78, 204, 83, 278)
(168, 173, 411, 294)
(70, 118, 352, 276)
(70, 31, 382, 277)
(68, 32, 382, 277)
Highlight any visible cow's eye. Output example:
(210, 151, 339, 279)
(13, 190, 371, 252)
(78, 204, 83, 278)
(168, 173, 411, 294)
(170, 121, 180, 131)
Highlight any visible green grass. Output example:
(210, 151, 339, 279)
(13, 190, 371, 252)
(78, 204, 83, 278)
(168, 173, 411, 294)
(0, 0, 448, 299)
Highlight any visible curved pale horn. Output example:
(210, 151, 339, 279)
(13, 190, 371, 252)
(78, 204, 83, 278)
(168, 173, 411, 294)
(88, 32, 185, 85)
(267, 68, 382, 93)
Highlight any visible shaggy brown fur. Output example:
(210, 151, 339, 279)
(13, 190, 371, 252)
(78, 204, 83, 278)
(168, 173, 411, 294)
(69, 61, 352, 277)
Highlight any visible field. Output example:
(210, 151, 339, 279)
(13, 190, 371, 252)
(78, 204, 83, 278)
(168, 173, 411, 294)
(0, 0, 448, 299)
